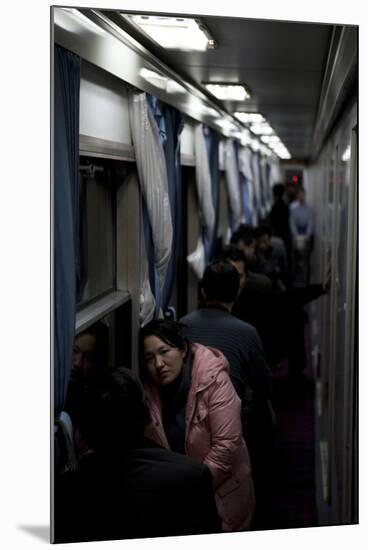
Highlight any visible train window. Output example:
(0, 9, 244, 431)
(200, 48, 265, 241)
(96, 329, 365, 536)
(74, 299, 132, 372)
(77, 157, 116, 304)
(75, 157, 134, 369)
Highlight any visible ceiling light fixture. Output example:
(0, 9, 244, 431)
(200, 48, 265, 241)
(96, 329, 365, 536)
(123, 14, 215, 51)
(261, 135, 281, 145)
(250, 122, 274, 135)
(215, 117, 240, 133)
(205, 84, 250, 101)
(185, 100, 220, 118)
(270, 143, 291, 159)
(234, 112, 265, 124)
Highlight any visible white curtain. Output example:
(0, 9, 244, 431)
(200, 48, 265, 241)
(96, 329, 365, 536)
(187, 124, 215, 279)
(187, 237, 206, 279)
(194, 124, 215, 242)
(224, 139, 242, 230)
(239, 146, 255, 225)
(139, 267, 156, 326)
(270, 157, 281, 188)
(139, 216, 156, 326)
(128, 91, 173, 323)
(239, 145, 254, 182)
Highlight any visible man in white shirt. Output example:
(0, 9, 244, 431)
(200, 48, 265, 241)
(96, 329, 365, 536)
(289, 188, 313, 238)
(289, 188, 313, 285)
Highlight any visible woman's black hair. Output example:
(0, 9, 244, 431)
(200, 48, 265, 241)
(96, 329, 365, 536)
(139, 319, 188, 368)
(140, 319, 188, 349)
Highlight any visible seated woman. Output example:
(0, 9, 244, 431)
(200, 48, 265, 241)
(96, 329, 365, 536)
(139, 319, 255, 532)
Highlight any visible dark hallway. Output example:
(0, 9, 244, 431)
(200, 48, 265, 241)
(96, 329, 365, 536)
(265, 315, 319, 530)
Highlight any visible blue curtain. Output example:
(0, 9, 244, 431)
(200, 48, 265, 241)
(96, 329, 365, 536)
(161, 105, 184, 310)
(204, 126, 220, 259)
(234, 141, 242, 230)
(227, 140, 238, 234)
(54, 45, 80, 414)
(266, 160, 272, 211)
(253, 153, 261, 224)
(241, 175, 252, 224)
(147, 95, 167, 145)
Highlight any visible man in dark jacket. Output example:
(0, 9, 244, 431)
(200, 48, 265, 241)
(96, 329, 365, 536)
(269, 183, 293, 264)
(181, 261, 273, 414)
(230, 224, 274, 293)
(220, 245, 331, 381)
(254, 223, 289, 291)
(180, 261, 274, 515)
(54, 368, 221, 543)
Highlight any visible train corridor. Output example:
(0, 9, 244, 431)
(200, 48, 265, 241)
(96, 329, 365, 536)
(50, 7, 358, 543)
(260, 312, 319, 531)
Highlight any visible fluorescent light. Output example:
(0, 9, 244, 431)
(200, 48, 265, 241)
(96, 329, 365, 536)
(231, 131, 243, 140)
(234, 112, 265, 124)
(271, 143, 291, 159)
(205, 84, 250, 101)
(186, 101, 220, 118)
(261, 135, 281, 144)
(270, 145, 287, 154)
(124, 15, 214, 51)
(215, 117, 240, 133)
(250, 122, 274, 135)
(166, 80, 187, 94)
(240, 129, 251, 146)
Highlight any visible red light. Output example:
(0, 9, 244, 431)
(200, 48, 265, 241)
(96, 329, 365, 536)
(292, 175, 299, 184)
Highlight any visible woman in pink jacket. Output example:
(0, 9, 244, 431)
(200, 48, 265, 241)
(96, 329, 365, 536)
(139, 319, 255, 532)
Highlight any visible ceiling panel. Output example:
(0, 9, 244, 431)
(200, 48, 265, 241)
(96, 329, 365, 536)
(200, 18, 332, 70)
(115, 10, 336, 160)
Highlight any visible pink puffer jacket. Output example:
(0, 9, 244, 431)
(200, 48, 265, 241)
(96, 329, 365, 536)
(144, 343, 255, 531)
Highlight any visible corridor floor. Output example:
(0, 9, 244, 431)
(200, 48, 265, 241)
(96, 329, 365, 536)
(255, 312, 319, 531)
